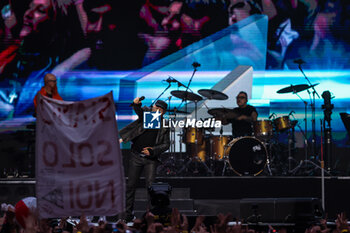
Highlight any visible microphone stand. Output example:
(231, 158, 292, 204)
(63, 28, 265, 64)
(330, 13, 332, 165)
(298, 64, 320, 157)
(176, 63, 198, 113)
(290, 87, 330, 176)
(185, 65, 198, 93)
(151, 82, 171, 107)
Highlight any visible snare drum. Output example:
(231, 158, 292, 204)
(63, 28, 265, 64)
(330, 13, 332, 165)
(253, 120, 273, 139)
(184, 127, 204, 144)
(274, 116, 291, 132)
(208, 136, 230, 160)
(224, 137, 268, 176)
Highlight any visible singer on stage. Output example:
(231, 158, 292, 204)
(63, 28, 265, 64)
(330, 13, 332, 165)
(119, 97, 170, 222)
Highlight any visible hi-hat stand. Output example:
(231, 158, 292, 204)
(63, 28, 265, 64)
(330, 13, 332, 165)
(175, 62, 213, 176)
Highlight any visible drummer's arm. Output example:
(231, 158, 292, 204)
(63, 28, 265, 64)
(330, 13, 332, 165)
(215, 114, 229, 125)
(237, 111, 258, 122)
(218, 116, 229, 125)
(224, 112, 238, 120)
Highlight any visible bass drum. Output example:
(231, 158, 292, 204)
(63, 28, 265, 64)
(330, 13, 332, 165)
(224, 137, 268, 176)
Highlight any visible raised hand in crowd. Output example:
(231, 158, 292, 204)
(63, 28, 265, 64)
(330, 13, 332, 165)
(132, 218, 143, 232)
(191, 215, 208, 233)
(115, 219, 129, 233)
(145, 210, 168, 233)
(73, 213, 90, 233)
(211, 213, 233, 233)
(305, 225, 322, 233)
(145, 210, 155, 226)
(170, 208, 188, 232)
(318, 214, 331, 233)
(336, 212, 349, 233)
(148, 222, 164, 233)
(54, 217, 72, 233)
(0, 206, 18, 233)
(22, 213, 39, 233)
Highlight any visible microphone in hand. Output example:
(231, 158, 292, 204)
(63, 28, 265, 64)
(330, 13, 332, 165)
(130, 96, 145, 106)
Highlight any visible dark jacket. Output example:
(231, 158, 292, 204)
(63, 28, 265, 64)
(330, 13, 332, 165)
(119, 103, 170, 157)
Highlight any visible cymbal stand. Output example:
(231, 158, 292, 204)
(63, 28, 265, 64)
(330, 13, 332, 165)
(151, 82, 171, 107)
(207, 122, 216, 173)
(185, 63, 198, 93)
(167, 96, 175, 156)
(292, 91, 308, 163)
(176, 64, 195, 175)
(219, 126, 231, 176)
(298, 63, 320, 157)
(158, 96, 178, 176)
(290, 123, 330, 176)
(193, 100, 213, 175)
(287, 122, 296, 172)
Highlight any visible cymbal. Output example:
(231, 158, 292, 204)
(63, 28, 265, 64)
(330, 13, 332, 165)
(167, 109, 189, 114)
(208, 108, 235, 116)
(171, 90, 203, 101)
(277, 84, 319, 94)
(198, 89, 228, 100)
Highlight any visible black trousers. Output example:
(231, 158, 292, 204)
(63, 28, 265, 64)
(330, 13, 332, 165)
(125, 151, 158, 217)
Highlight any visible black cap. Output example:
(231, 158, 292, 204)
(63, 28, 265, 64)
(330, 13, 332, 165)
(155, 100, 168, 111)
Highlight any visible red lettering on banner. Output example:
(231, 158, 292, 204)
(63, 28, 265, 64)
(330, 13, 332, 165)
(60, 141, 113, 168)
(43, 96, 112, 127)
(95, 180, 115, 208)
(62, 104, 71, 114)
(76, 103, 85, 115)
(78, 143, 94, 167)
(97, 141, 113, 166)
(43, 142, 58, 167)
(39, 99, 53, 125)
(62, 143, 76, 168)
(76, 181, 93, 209)
(69, 180, 115, 209)
(74, 103, 86, 128)
(98, 97, 111, 120)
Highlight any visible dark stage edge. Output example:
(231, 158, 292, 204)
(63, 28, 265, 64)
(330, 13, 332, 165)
(0, 176, 349, 219)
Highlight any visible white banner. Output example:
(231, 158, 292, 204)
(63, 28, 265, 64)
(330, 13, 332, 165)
(36, 92, 125, 218)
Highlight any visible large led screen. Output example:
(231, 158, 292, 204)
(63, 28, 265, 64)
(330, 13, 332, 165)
(0, 0, 349, 144)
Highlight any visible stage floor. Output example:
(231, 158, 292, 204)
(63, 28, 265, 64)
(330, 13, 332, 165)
(1, 176, 349, 219)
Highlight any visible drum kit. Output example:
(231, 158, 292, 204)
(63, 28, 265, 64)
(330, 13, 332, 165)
(157, 82, 321, 177)
(155, 62, 324, 176)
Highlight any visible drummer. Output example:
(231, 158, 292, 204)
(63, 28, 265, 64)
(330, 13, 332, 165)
(220, 91, 258, 137)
